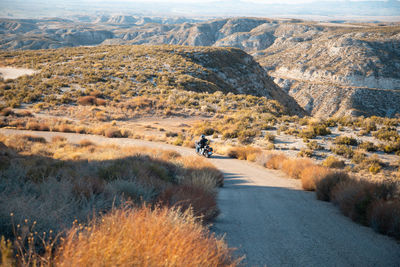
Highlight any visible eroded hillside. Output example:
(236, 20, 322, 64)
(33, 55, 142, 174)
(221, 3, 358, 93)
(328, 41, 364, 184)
(1, 16, 400, 117)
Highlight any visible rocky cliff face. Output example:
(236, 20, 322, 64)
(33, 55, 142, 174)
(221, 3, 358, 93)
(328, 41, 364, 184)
(257, 23, 400, 117)
(1, 17, 399, 117)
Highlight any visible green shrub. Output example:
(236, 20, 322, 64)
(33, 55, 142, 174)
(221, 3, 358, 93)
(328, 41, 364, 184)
(322, 156, 345, 169)
(222, 130, 238, 140)
(369, 163, 382, 174)
(298, 149, 313, 158)
(306, 141, 323, 150)
(264, 133, 275, 142)
(373, 128, 400, 142)
(359, 141, 377, 152)
(382, 142, 400, 154)
(334, 136, 358, 146)
(351, 151, 366, 164)
(331, 144, 354, 159)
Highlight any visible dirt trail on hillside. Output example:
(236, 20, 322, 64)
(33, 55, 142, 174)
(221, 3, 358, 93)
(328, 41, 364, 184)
(1, 129, 399, 267)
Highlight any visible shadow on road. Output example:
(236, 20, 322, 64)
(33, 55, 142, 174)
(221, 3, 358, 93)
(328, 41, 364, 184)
(211, 155, 231, 159)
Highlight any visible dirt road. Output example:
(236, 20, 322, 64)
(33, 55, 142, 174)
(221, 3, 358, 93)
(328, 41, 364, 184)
(1, 129, 399, 266)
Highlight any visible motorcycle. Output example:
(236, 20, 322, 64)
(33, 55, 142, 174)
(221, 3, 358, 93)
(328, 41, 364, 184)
(195, 142, 213, 158)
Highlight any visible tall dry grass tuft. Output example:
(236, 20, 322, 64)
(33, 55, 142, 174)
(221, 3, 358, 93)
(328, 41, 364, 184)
(57, 207, 239, 267)
(158, 185, 219, 223)
(281, 158, 314, 179)
(265, 153, 288, 169)
(179, 156, 224, 187)
(300, 166, 332, 191)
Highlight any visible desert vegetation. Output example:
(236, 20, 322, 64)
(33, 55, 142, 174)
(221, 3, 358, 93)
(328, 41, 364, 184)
(0, 133, 237, 265)
(1, 44, 400, 257)
(257, 152, 400, 240)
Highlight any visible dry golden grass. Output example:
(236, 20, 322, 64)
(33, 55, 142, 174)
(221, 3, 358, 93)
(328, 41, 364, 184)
(158, 185, 219, 223)
(265, 153, 288, 169)
(179, 156, 224, 187)
(1, 133, 229, 265)
(323, 156, 345, 169)
(57, 124, 74, 133)
(57, 207, 239, 267)
(281, 158, 314, 179)
(227, 146, 261, 161)
(51, 135, 67, 143)
(79, 139, 95, 147)
(300, 165, 332, 191)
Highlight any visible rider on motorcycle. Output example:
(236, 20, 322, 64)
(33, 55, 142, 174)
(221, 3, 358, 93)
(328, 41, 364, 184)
(196, 134, 208, 153)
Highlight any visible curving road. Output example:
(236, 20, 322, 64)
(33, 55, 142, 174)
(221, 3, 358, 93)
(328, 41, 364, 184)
(1, 129, 400, 266)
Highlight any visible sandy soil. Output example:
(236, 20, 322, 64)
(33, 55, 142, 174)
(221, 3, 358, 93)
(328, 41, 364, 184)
(1, 128, 399, 266)
(0, 67, 37, 80)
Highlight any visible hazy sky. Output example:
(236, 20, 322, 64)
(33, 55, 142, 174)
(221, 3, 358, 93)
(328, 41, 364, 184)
(83, 0, 394, 2)
(1, 0, 399, 19)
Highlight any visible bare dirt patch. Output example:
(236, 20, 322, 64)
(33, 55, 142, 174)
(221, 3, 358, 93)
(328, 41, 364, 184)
(0, 67, 37, 80)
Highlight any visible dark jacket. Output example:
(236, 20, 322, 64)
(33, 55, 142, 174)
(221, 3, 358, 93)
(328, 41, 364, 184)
(198, 137, 208, 147)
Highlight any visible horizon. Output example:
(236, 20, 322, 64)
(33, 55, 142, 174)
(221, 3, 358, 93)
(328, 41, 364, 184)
(1, 0, 400, 21)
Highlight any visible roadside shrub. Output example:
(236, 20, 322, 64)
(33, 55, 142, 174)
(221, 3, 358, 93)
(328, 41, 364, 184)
(25, 121, 41, 131)
(79, 139, 95, 147)
(104, 127, 124, 138)
(57, 207, 237, 266)
(281, 158, 314, 179)
(227, 146, 261, 161)
(58, 124, 74, 133)
(369, 200, 400, 240)
(322, 156, 345, 169)
(332, 180, 397, 226)
(315, 171, 350, 201)
(158, 185, 219, 223)
(265, 153, 288, 169)
(300, 165, 332, 191)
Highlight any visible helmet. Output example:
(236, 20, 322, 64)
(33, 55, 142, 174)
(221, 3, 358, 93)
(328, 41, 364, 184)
(201, 134, 205, 139)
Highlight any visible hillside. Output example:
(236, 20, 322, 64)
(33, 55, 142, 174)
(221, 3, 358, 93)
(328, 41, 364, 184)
(1, 17, 400, 117)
